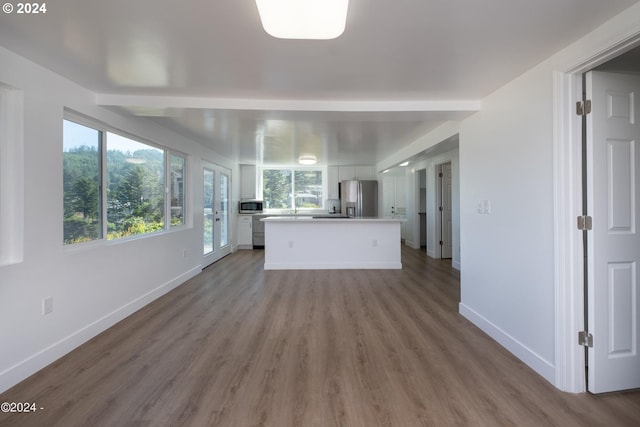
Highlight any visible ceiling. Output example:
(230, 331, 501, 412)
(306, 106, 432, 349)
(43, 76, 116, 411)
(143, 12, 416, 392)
(1, 0, 638, 168)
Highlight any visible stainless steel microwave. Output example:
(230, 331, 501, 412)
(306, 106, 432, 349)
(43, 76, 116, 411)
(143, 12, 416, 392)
(239, 200, 263, 213)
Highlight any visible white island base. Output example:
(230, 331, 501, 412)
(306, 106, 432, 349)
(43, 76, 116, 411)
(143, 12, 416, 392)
(262, 216, 404, 270)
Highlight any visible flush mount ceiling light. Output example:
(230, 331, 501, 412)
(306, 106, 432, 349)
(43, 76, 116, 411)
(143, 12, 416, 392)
(255, 0, 349, 40)
(298, 155, 317, 165)
(399, 161, 410, 167)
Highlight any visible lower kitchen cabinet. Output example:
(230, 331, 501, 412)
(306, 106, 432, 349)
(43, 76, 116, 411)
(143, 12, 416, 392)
(237, 215, 253, 249)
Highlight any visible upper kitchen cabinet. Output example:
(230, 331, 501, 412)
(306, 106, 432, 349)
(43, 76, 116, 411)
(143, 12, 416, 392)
(328, 165, 377, 200)
(355, 166, 376, 180)
(327, 166, 340, 199)
(240, 165, 257, 199)
(338, 166, 376, 182)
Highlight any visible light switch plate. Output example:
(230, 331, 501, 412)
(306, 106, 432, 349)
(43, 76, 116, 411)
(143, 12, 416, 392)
(42, 297, 53, 315)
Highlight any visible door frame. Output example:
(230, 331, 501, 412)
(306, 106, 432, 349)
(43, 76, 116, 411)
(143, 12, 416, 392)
(202, 160, 232, 268)
(435, 162, 453, 259)
(553, 33, 640, 392)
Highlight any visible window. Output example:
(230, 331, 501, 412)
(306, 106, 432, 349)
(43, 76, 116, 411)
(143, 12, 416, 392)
(106, 132, 165, 239)
(63, 120, 102, 244)
(169, 154, 185, 226)
(262, 167, 325, 211)
(63, 116, 187, 245)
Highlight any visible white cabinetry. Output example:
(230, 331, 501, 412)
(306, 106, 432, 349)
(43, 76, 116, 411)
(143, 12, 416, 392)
(327, 166, 340, 199)
(383, 175, 406, 216)
(383, 174, 407, 242)
(355, 166, 376, 180)
(237, 215, 253, 249)
(337, 165, 375, 182)
(338, 166, 356, 182)
(240, 165, 257, 200)
(329, 165, 377, 200)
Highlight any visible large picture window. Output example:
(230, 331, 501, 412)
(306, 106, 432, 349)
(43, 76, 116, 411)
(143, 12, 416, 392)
(63, 120, 102, 244)
(262, 168, 324, 211)
(106, 132, 165, 239)
(63, 117, 187, 245)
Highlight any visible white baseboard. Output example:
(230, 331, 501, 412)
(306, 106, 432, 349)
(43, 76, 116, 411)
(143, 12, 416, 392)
(404, 239, 420, 249)
(0, 266, 201, 393)
(458, 302, 555, 385)
(452, 260, 461, 271)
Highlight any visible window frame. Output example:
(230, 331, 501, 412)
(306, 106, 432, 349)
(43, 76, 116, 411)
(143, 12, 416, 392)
(0, 83, 24, 265)
(259, 166, 327, 214)
(168, 152, 187, 228)
(63, 111, 189, 248)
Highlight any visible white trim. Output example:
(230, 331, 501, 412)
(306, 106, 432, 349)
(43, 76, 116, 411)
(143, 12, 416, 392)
(0, 84, 24, 266)
(460, 303, 555, 384)
(96, 93, 482, 113)
(552, 70, 586, 393)
(0, 266, 201, 394)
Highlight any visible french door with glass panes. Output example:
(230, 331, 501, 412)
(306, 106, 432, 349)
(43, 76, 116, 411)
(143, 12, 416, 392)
(203, 162, 231, 267)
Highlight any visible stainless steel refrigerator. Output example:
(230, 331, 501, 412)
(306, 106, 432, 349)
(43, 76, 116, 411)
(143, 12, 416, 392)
(340, 180, 378, 217)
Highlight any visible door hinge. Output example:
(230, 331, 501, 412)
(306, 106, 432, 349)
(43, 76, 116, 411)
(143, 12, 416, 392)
(577, 215, 593, 231)
(439, 240, 443, 246)
(439, 172, 443, 177)
(439, 206, 444, 212)
(576, 100, 592, 116)
(578, 331, 593, 347)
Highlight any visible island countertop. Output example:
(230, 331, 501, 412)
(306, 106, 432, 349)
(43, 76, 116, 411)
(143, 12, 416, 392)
(261, 215, 406, 223)
(262, 215, 404, 270)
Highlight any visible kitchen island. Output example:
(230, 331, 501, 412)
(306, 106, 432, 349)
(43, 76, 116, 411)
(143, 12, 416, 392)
(262, 216, 405, 270)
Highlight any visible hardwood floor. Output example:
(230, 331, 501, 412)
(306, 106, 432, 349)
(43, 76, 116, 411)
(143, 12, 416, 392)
(1, 247, 639, 426)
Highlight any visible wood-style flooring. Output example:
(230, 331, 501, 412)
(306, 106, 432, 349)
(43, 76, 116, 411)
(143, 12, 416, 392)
(1, 247, 639, 426)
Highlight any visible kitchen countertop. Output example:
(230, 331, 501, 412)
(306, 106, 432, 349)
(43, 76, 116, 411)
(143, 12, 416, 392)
(262, 215, 403, 270)
(261, 216, 406, 222)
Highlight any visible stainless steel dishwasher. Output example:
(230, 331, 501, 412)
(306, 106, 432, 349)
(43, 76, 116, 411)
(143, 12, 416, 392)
(252, 215, 265, 248)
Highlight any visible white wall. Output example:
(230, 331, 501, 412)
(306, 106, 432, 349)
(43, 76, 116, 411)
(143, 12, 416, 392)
(0, 47, 235, 392)
(458, 62, 557, 383)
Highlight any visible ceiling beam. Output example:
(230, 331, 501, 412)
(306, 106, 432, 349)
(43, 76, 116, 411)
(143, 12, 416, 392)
(95, 93, 481, 113)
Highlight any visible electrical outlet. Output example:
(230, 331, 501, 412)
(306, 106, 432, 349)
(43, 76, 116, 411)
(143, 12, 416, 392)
(477, 200, 491, 214)
(288, 241, 294, 248)
(42, 297, 53, 315)
(372, 239, 378, 247)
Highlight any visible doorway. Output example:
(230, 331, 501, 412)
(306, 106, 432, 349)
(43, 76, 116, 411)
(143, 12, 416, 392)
(436, 162, 453, 259)
(203, 161, 232, 268)
(554, 39, 640, 394)
(419, 169, 427, 250)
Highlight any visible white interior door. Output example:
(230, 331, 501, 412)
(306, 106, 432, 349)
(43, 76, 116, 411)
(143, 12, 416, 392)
(586, 70, 640, 393)
(203, 162, 231, 268)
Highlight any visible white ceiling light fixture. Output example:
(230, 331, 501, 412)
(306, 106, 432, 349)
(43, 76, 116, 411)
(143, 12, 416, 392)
(399, 161, 410, 167)
(255, 0, 349, 40)
(298, 155, 317, 165)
